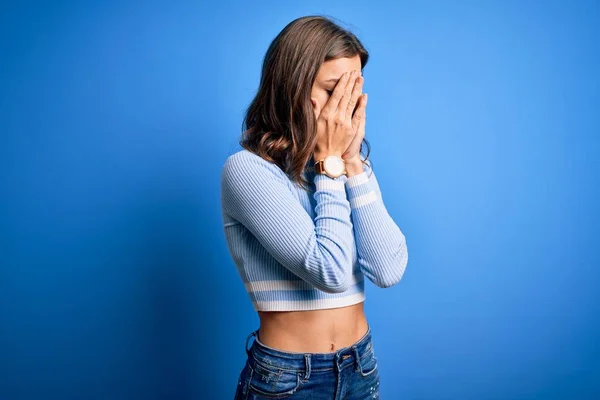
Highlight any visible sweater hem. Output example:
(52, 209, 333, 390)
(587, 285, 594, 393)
(252, 292, 366, 312)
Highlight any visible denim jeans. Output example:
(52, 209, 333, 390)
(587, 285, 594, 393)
(233, 326, 380, 399)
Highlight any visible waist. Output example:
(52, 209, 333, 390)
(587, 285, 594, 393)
(249, 324, 374, 371)
(257, 302, 368, 353)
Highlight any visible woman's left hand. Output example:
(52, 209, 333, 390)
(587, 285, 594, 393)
(341, 93, 368, 164)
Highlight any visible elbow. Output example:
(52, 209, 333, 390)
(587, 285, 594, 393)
(372, 240, 408, 288)
(312, 243, 353, 293)
(317, 271, 350, 293)
(321, 282, 350, 294)
(374, 268, 405, 288)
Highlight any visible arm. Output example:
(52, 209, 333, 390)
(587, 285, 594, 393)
(220, 151, 354, 293)
(344, 160, 408, 288)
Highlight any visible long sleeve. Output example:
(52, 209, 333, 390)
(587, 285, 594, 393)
(345, 162, 408, 288)
(220, 151, 355, 293)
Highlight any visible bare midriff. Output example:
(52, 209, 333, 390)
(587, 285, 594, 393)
(257, 302, 369, 353)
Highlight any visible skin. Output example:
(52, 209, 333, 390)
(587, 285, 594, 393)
(257, 55, 370, 353)
(311, 55, 367, 172)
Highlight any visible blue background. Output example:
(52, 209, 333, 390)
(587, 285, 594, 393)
(1, 1, 599, 399)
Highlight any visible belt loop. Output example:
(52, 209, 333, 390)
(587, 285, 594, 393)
(245, 330, 257, 356)
(352, 346, 361, 372)
(304, 354, 311, 380)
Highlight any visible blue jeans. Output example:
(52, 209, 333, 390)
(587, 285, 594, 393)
(234, 326, 380, 399)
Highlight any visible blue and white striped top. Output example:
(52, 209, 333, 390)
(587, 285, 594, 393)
(220, 149, 408, 312)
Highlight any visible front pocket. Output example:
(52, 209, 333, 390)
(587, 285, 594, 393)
(248, 362, 302, 398)
(358, 346, 378, 377)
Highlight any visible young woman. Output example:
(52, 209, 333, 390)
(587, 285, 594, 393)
(221, 15, 408, 399)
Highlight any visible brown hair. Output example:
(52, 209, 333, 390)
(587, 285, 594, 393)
(240, 15, 372, 190)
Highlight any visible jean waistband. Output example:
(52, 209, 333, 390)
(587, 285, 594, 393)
(245, 325, 373, 371)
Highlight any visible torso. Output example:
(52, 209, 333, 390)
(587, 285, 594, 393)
(257, 302, 369, 353)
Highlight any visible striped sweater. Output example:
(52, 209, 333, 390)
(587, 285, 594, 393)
(220, 149, 408, 312)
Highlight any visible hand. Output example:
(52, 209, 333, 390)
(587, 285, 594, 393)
(311, 70, 364, 161)
(341, 92, 368, 164)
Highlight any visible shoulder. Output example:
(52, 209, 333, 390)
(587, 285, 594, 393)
(221, 149, 287, 186)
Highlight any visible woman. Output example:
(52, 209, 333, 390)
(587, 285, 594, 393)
(221, 15, 408, 399)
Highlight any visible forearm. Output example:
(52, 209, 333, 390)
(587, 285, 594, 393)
(222, 151, 356, 293)
(344, 161, 408, 287)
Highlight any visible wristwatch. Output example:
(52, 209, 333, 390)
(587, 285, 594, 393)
(314, 155, 346, 179)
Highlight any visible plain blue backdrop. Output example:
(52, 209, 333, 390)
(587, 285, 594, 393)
(1, 1, 599, 399)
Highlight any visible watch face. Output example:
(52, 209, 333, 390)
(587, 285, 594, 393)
(324, 156, 345, 177)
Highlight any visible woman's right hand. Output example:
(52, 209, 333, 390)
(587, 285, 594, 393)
(311, 70, 365, 161)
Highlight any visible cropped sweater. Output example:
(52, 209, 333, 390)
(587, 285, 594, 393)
(220, 149, 408, 312)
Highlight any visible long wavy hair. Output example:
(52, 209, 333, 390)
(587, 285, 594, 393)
(240, 15, 372, 191)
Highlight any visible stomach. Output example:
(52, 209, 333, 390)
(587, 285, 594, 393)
(257, 301, 369, 353)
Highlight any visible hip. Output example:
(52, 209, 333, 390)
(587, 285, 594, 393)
(233, 325, 380, 399)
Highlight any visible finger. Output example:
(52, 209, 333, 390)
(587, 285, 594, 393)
(351, 93, 367, 132)
(337, 71, 358, 120)
(356, 98, 366, 139)
(321, 71, 351, 116)
(346, 74, 364, 118)
(343, 125, 362, 157)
